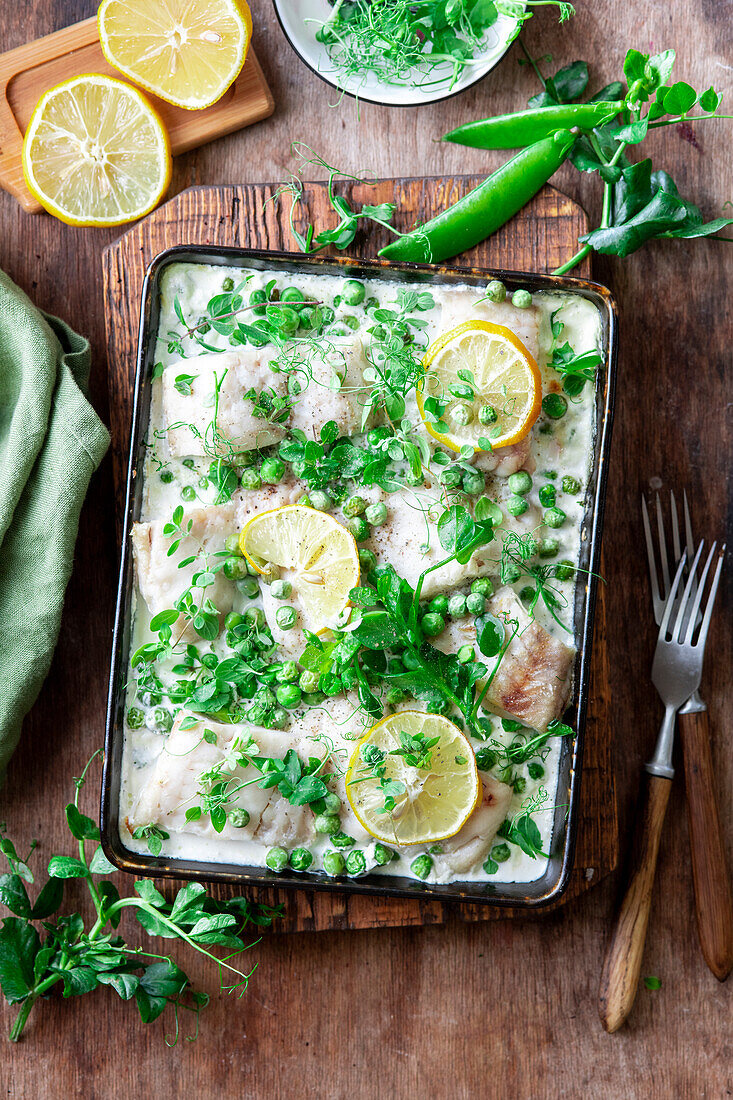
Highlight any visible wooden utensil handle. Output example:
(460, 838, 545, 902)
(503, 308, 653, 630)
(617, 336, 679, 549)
(598, 772, 672, 1033)
(679, 708, 733, 981)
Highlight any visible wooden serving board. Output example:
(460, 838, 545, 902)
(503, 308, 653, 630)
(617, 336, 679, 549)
(0, 17, 274, 213)
(102, 179, 617, 931)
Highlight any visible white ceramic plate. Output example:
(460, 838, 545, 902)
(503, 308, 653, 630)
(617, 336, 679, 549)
(272, 0, 522, 107)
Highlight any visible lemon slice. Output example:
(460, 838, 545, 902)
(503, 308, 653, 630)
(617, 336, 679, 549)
(98, 0, 252, 110)
(418, 320, 542, 452)
(345, 712, 480, 846)
(239, 505, 359, 632)
(22, 74, 170, 227)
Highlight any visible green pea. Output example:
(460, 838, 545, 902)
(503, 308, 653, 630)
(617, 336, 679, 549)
(475, 747, 497, 771)
(466, 592, 485, 615)
(330, 831, 355, 850)
(321, 673, 342, 697)
(237, 450, 256, 468)
(502, 562, 522, 583)
(342, 279, 366, 305)
(249, 289, 267, 315)
(245, 607, 266, 628)
(224, 612, 244, 632)
(343, 495, 367, 518)
(365, 502, 387, 526)
(275, 605, 298, 630)
(265, 846, 288, 872)
(543, 507, 566, 529)
(506, 494, 529, 517)
(223, 534, 241, 556)
(491, 842, 511, 863)
(342, 315, 360, 331)
(276, 661, 300, 683)
(403, 651, 421, 671)
(358, 548, 377, 572)
(348, 516, 371, 541)
(519, 585, 536, 604)
(513, 776, 526, 794)
(314, 814, 340, 835)
(345, 849, 367, 876)
(222, 276, 235, 292)
(448, 593, 467, 617)
(462, 470, 485, 496)
(146, 707, 172, 733)
(512, 289, 532, 308)
(386, 688, 406, 705)
(364, 296, 379, 311)
(280, 286, 304, 306)
(538, 484, 556, 508)
(290, 847, 313, 871)
(421, 612, 445, 637)
(457, 644, 475, 663)
(181, 486, 196, 502)
(276, 684, 301, 708)
(223, 556, 248, 581)
(507, 470, 532, 495)
(484, 279, 506, 303)
(323, 851, 346, 876)
(247, 703, 268, 725)
(470, 577, 493, 598)
(126, 707, 145, 729)
(240, 468, 262, 490)
(306, 489, 331, 511)
(479, 404, 498, 425)
(320, 306, 335, 325)
(298, 307, 316, 331)
(229, 808, 250, 828)
(374, 842, 397, 865)
(160, 469, 174, 484)
(240, 577, 261, 599)
(449, 404, 473, 427)
(542, 393, 568, 419)
(440, 467, 463, 489)
(562, 475, 582, 494)
(538, 536, 560, 558)
(528, 762, 545, 780)
(410, 854, 433, 880)
(260, 457, 285, 483)
(270, 579, 292, 600)
(299, 670, 320, 693)
(554, 559, 575, 581)
(268, 707, 290, 730)
(429, 594, 449, 615)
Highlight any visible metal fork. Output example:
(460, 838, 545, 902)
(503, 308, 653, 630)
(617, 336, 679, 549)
(599, 545, 729, 1032)
(642, 494, 733, 981)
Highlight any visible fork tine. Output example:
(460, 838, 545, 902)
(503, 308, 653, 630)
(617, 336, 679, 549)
(684, 542, 717, 644)
(694, 545, 725, 651)
(641, 496, 662, 607)
(659, 551, 687, 638)
(671, 541, 705, 641)
(683, 490, 695, 560)
(656, 493, 671, 597)
(670, 490, 681, 562)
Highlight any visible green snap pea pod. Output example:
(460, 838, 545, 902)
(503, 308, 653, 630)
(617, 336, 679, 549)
(379, 130, 576, 265)
(442, 101, 624, 150)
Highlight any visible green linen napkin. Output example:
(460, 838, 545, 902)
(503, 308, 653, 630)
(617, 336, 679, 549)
(0, 270, 110, 782)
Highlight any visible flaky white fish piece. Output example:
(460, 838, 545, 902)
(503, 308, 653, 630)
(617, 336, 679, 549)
(473, 435, 534, 478)
(132, 504, 238, 627)
(126, 714, 325, 848)
(162, 350, 287, 457)
(412, 775, 512, 880)
(434, 587, 574, 732)
(288, 336, 377, 438)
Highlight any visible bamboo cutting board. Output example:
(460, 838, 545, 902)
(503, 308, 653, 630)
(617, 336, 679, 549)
(0, 17, 274, 213)
(102, 179, 617, 931)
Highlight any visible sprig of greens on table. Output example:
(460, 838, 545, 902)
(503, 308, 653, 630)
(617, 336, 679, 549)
(312, 0, 573, 92)
(0, 752, 280, 1043)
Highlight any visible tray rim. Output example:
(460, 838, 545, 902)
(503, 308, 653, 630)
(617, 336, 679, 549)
(101, 244, 617, 909)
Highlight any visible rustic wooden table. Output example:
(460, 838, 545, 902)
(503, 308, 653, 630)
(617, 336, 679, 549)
(1, 2, 731, 1096)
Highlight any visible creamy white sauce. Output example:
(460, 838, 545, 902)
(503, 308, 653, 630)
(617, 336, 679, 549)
(119, 262, 602, 887)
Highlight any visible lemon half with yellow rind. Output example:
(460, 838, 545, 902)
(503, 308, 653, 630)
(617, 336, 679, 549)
(22, 74, 170, 227)
(98, 0, 252, 110)
(418, 320, 542, 452)
(345, 711, 481, 846)
(239, 505, 359, 633)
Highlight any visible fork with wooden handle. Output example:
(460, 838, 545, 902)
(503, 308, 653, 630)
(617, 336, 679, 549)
(598, 543, 726, 1032)
(642, 493, 733, 981)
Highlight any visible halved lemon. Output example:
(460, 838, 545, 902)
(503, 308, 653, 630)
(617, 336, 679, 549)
(98, 0, 252, 110)
(239, 505, 359, 632)
(345, 712, 480, 846)
(418, 320, 542, 452)
(22, 74, 170, 227)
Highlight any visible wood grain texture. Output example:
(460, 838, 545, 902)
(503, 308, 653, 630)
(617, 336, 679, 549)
(0, 17, 274, 212)
(679, 708, 733, 980)
(1, 1, 731, 1096)
(102, 178, 616, 931)
(599, 772, 672, 1032)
